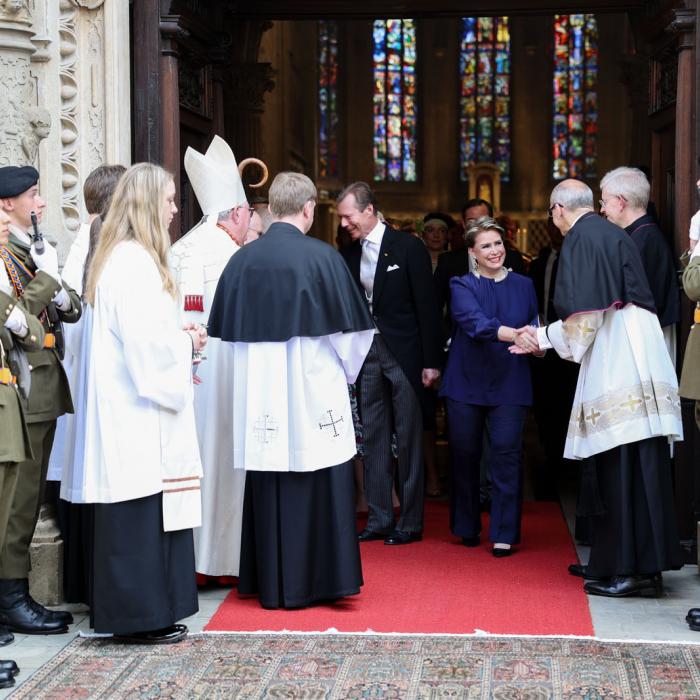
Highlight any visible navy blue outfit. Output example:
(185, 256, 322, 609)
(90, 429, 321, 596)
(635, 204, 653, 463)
(440, 271, 538, 545)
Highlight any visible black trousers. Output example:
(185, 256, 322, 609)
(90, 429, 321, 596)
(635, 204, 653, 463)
(91, 493, 198, 634)
(358, 335, 424, 534)
(586, 437, 682, 578)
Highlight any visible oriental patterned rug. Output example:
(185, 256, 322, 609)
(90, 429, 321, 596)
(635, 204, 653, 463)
(9, 632, 700, 699)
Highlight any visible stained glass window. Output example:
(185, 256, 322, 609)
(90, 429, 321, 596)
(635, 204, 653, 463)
(459, 17, 511, 182)
(552, 14, 598, 180)
(372, 19, 417, 182)
(318, 20, 339, 179)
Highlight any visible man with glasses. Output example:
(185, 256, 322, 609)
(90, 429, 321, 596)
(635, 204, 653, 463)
(599, 167, 679, 360)
(170, 135, 249, 583)
(518, 178, 682, 598)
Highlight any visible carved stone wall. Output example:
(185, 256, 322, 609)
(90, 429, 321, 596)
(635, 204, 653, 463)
(0, 0, 131, 261)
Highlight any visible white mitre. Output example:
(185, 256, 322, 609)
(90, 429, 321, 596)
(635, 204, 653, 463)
(184, 135, 247, 215)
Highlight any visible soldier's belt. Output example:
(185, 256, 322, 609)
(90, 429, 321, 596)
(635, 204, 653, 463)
(0, 367, 16, 385)
(43, 333, 55, 349)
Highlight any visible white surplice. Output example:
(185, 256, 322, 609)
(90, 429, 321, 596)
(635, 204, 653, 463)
(75, 240, 202, 531)
(538, 304, 683, 460)
(170, 218, 245, 575)
(227, 329, 375, 472)
(47, 222, 90, 483)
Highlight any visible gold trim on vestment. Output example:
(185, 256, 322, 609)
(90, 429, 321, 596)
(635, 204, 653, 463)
(568, 380, 681, 438)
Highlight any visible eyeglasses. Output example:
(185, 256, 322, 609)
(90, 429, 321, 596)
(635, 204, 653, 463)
(599, 194, 624, 210)
(547, 203, 561, 218)
(237, 206, 255, 216)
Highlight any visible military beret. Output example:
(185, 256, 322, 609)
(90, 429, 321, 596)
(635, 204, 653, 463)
(0, 166, 39, 198)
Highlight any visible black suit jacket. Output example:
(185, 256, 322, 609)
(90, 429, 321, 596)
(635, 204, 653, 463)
(528, 246, 560, 323)
(342, 226, 443, 401)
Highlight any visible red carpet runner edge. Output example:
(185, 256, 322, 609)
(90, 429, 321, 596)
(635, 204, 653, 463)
(206, 500, 594, 636)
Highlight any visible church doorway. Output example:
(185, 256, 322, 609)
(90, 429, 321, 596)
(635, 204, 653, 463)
(130, 0, 700, 561)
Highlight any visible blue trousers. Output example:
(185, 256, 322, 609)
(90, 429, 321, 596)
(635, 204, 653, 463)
(447, 400, 526, 544)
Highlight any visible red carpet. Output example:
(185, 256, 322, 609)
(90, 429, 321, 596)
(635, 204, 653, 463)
(205, 500, 594, 635)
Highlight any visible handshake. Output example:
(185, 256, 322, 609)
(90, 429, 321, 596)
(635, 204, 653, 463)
(507, 326, 544, 356)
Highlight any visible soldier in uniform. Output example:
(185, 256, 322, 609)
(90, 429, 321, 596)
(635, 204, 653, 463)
(0, 166, 80, 634)
(0, 207, 46, 688)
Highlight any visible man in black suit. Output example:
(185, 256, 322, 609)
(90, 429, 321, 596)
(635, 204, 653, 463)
(338, 182, 442, 545)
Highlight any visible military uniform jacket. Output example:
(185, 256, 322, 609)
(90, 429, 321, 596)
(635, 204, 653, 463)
(680, 255, 700, 400)
(6, 232, 81, 423)
(0, 289, 45, 463)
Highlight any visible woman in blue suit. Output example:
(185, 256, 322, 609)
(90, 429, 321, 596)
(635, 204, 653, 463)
(440, 217, 540, 557)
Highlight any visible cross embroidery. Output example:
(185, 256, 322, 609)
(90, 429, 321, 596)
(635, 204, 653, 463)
(578, 319, 596, 337)
(585, 408, 601, 426)
(319, 409, 344, 438)
(620, 395, 642, 412)
(253, 414, 279, 445)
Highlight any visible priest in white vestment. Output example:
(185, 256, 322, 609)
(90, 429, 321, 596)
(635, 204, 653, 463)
(208, 172, 376, 609)
(170, 136, 250, 581)
(79, 163, 206, 643)
(516, 179, 682, 599)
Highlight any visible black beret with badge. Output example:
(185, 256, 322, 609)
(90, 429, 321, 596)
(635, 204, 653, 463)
(0, 166, 39, 198)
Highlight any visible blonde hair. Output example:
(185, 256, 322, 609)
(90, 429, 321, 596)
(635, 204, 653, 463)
(84, 163, 177, 305)
(268, 172, 317, 218)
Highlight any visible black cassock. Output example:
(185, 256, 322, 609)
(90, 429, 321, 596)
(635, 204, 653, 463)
(554, 212, 681, 578)
(209, 222, 374, 609)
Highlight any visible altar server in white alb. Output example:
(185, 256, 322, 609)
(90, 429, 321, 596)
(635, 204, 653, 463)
(81, 163, 206, 643)
(516, 179, 682, 600)
(208, 172, 376, 609)
(170, 136, 266, 580)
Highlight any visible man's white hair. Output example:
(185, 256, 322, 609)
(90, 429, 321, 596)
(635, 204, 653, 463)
(550, 180, 595, 211)
(599, 167, 650, 210)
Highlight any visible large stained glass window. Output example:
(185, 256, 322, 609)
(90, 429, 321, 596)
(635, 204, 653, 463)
(372, 19, 417, 182)
(318, 20, 339, 179)
(459, 17, 511, 182)
(552, 14, 598, 180)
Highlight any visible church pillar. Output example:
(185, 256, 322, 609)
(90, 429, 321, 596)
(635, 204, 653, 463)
(670, 8, 696, 254)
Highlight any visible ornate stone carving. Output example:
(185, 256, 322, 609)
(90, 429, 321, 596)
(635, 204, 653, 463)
(59, 0, 81, 233)
(0, 52, 49, 166)
(85, 12, 106, 170)
(0, 0, 30, 23)
(21, 106, 51, 163)
(71, 0, 105, 8)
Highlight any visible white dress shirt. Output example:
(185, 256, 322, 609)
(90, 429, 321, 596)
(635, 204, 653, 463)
(359, 220, 386, 305)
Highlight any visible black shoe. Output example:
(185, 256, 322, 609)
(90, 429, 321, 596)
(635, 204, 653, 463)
(384, 529, 422, 545)
(15, 579, 74, 626)
(568, 564, 606, 581)
(584, 574, 662, 598)
(0, 626, 12, 647)
(685, 608, 700, 624)
(0, 660, 18, 676)
(492, 546, 512, 558)
(357, 529, 387, 542)
(114, 624, 188, 645)
(0, 579, 68, 635)
(461, 536, 480, 547)
(0, 669, 14, 690)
